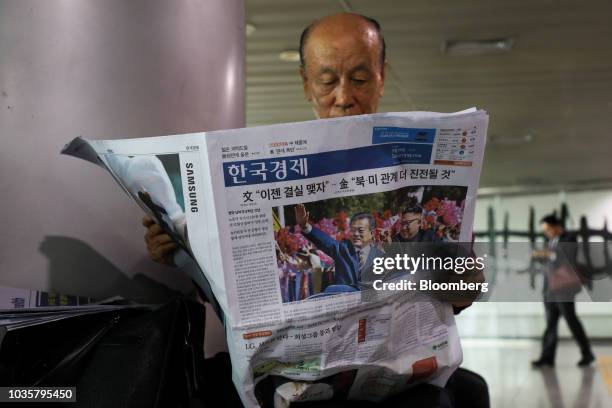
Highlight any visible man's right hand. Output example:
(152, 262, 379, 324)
(142, 216, 178, 266)
(295, 204, 309, 229)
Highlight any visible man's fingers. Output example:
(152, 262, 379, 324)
(150, 241, 177, 257)
(142, 216, 155, 227)
(296, 204, 305, 215)
(144, 223, 164, 241)
(145, 229, 171, 251)
(451, 300, 473, 308)
(145, 232, 173, 249)
(150, 242, 178, 262)
(151, 233, 174, 247)
(149, 223, 164, 236)
(142, 218, 177, 266)
(295, 204, 308, 226)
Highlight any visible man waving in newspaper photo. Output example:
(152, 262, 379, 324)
(295, 203, 385, 292)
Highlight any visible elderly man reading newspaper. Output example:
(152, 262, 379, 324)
(136, 13, 489, 408)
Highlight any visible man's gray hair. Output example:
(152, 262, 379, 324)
(350, 212, 376, 231)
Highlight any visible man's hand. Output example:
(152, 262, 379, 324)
(532, 249, 552, 260)
(295, 204, 309, 229)
(445, 248, 486, 312)
(449, 265, 485, 311)
(142, 216, 178, 266)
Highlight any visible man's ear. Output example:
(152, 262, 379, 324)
(379, 61, 387, 97)
(300, 66, 312, 102)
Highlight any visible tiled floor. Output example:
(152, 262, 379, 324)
(461, 339, 612, 408)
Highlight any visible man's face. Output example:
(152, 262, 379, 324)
(300, 16, 385, 119)
(541, 222, 561, 240)
(350, 218, 373, 248)
(400, 212, 422, 240)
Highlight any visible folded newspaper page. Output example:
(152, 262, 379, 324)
(63, 109, 488, 407)
(0, 285, 96, 309)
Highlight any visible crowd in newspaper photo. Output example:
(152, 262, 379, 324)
(274, 185, 468, 302)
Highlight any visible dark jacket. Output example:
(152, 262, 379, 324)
(304, 226, 384, 290)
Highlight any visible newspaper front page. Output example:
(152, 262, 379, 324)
(63, 109, 488, 407)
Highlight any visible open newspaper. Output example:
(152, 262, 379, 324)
(63, 109, 488, 407)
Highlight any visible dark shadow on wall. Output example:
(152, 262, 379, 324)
(39, 235, 178, 303)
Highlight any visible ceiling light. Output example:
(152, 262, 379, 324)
(246, 22, 256, 37)
(279, 50, 300, 62)
(443, 37, 515, 56)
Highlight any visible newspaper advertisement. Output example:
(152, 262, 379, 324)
(63, 109, 489, 407)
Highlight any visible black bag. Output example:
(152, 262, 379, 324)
(0, 299, 227, 408)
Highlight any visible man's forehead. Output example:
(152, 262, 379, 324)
(306, 33, 376, 57)
(316, 63, 372, 75)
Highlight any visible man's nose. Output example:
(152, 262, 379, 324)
(334, 80, 355, 110)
